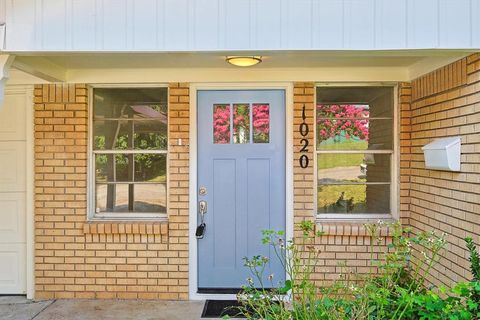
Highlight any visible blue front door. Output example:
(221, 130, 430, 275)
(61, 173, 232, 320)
(197, 90, 286, 290)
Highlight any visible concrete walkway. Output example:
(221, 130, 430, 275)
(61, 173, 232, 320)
(0, 296, 206, 320)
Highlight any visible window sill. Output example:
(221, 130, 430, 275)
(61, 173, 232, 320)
(83, 220, 168, 235)
(315, 216, 396, 237)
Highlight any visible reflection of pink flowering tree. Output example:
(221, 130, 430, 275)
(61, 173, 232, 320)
(253, 104, 269, 143)
(317, 104, 369, 143)
(233, 105, 249, 143)
(213, 104, 270, 144)
(213, 105, 230, 143)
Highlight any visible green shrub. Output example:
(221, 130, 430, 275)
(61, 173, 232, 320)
(230, 221, 480, 320)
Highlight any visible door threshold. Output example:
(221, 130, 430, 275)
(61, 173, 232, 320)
(198, 288, 242, 294)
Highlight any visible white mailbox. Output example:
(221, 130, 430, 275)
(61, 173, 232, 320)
(422, 137, 461, 171)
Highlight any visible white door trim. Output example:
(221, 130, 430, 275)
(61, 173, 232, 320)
(188, 83, 294, 300)
(25, 86, 34, 299)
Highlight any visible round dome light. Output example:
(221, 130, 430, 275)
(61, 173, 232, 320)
(226, 56, 262, 67)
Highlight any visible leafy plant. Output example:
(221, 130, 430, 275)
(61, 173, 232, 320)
(466, 237, 480, 282)
(233, 220, 457, 320)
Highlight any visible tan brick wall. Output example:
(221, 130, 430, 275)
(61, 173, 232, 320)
(407, 54, 480, 287)
(34, 83, 189, 299)
(399, 82, 413, 226)
(33, 60, 480, 298)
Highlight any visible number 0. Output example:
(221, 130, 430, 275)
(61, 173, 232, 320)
(299, 123, 309, 136)
(299, 155, 309, 168)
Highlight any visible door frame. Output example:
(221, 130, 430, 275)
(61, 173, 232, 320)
(188, 83, 294, 300)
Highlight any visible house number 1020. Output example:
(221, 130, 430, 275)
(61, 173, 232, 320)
(299, 105, 309, 169)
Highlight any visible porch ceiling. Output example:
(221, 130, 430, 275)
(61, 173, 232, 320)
(7, 50, 474, 84)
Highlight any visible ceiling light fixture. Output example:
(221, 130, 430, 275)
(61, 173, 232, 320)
(226, 56, 262, 67)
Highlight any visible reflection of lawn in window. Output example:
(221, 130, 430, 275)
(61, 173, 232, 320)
(145, 174, 166, 182)
(318, 184, 366, 213)
(317, 140, 367, 169)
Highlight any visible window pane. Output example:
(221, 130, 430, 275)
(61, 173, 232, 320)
(316, 87, 393, 118)
(317, 153, 391, 183)
(95, 154, 131, 182)
(134, 183, 166, 213)
(317, 184, 390, 214)
(93, 88, 167, 119)
(134, 120, 168, 150)
(134, 154, 166, 182)
(94, 119, 168, 150)
(317, 104, 369, 119)
(252, 104, 270, 143)
(316, 117, 393, 150)
(95, 183, 166, 213)
(233, 104, 250, 144)
(93, 120, 131, 150)
(213, 104, 231, 144)
(96, 183, 125, 213)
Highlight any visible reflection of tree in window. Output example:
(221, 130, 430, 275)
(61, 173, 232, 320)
(233, 104, 250, 144)
(317, 104, 369, 147)
(316, 87, 394, 215)
(93, 88, 168, 215)
(213, 105, 230, 144)
(253, 104, 269, 143)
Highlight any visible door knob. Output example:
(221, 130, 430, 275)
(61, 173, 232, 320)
(199, 200, 207, 215)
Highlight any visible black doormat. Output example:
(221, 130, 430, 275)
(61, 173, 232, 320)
(201, 300, 245, 318)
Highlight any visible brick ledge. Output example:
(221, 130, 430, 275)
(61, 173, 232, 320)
(83, 221, 168, 235)
(316, 221, 394, 237)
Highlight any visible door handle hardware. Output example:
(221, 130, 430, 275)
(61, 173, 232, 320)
(199, 200, 207, 215)
(196, 223, 206, 239)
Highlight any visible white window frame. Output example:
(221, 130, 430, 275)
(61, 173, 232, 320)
(87, 84, 169, 221)
(315, 83, 399, 222)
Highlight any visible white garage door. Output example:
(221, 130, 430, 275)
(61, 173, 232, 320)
(0, 86, 29, 294)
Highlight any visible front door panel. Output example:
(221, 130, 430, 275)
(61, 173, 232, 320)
(197, 90, 286, 290)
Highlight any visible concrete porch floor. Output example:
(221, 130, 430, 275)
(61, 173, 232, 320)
(0, 296, 207, 320)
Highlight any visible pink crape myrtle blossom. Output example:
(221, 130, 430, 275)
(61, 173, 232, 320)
(252, 104, 269, 142)
(213, 104, 270, 143)
(213, 105, 231, 143)
(317, 104, 369, 143)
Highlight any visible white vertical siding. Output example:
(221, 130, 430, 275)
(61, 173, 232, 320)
(193, 0, 219, 50)
(224, 0, 250, 49)
(255, 0, 282, 49)
(315, 0, 344, 49)
(40, 0, 66, 50)
(132, 0, 157, 50)
(286, 0, 313, 49)
(164, 0, 188, 50)
(0, 0, 6, 24)
(375, 0, 407, 49)
(344, 0, 375, 49)
(473, 0, 480, 48)
(406, 0, 439, 48)
(3, 0, 479, 51)
(439, 0, 471, 48)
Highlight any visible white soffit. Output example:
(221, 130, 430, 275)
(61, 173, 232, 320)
(10, 50, 472, 83)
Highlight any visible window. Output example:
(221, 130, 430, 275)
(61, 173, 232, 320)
(316, 86, 396, 218)
(213, 103, 270, 144)
(90, 87, 168, 219)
